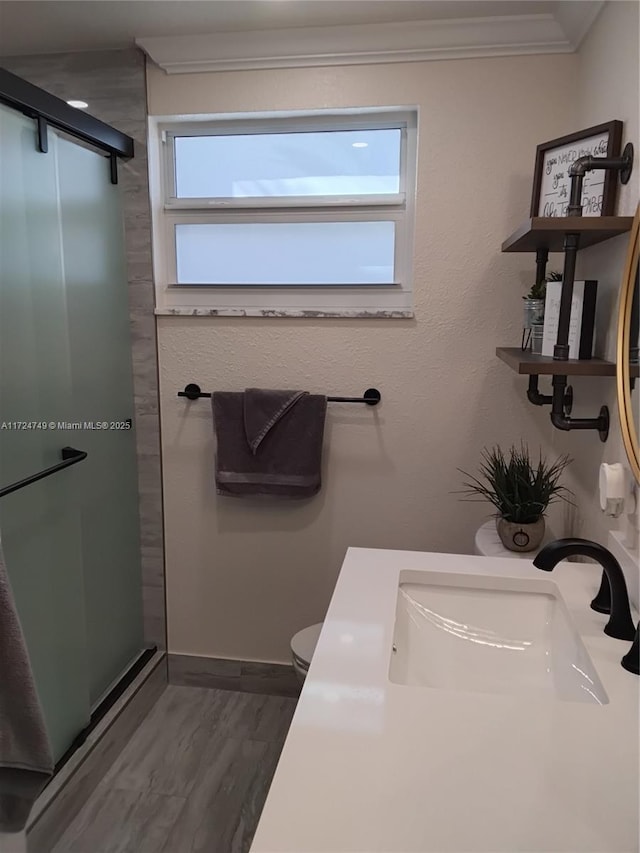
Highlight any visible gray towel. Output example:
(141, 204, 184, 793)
(213, 388, 327, 498)
(0, 539, 53, 832)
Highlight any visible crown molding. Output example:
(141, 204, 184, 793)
(137, 13, 579, 75)
(555, 1, 604, 50)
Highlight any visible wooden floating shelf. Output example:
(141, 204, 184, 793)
(501, 216, 634, 253)
(496, 347, 616, 376)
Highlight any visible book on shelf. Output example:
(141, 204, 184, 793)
(542, 280, 598, 360)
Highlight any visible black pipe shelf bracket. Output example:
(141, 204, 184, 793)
(519, 142, 635, 442)
(527, 375, 575, 413)
(0, 67, 134, 184)
(178, 383, 382, 406)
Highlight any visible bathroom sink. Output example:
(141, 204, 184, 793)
(389, 571, 608, 704)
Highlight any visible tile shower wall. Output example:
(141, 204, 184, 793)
(1, 49, 165, 648)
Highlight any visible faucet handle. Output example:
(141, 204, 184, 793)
(621, 622, 639, 675)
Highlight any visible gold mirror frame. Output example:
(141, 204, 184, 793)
(616, 203, 640, 483)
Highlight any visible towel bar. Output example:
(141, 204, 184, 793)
(177, 384, 381, 406)
(0, 447, 87, 499)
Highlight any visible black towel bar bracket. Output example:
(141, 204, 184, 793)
(178, 384, 381, 406)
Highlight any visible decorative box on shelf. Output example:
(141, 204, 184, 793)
(542, 280, 598, 360)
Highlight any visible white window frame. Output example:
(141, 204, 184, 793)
(149, 108, 417, 317)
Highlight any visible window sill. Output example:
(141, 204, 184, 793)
(154, 306, 414, 319)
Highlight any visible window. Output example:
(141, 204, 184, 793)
(151, 111, 417, 316)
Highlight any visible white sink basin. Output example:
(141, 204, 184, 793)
(389, 571, 608, 704)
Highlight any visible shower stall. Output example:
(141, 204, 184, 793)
(0, 71, 149, 767)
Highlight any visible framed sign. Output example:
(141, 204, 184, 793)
(530, 120, 623, 218)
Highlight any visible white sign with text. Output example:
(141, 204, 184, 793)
(538, 132, 609, 217)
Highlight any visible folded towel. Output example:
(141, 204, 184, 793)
(213, 388, 327, 498)
(0, 538, 53, 832)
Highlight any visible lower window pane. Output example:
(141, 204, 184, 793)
(175, 221, 395, 285)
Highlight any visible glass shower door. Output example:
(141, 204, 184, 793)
(0, 104, 91, 761)
(55, 132, 144, 705)
(0, 101, 145, 763)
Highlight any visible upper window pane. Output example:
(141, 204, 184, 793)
(173, 129, 401, 199)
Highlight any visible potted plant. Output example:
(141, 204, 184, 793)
(458, 445, 572, 552)
(524, 271, 562, 352)
(523, 279, 546, 327)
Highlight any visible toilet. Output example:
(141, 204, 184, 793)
(290, 622, 323, 684)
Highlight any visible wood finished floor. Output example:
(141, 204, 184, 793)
(52, 686, 297, 853)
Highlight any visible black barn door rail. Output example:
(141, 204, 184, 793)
(0, 67, 134, 182)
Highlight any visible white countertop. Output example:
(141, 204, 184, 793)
(251, 548, 639, 853)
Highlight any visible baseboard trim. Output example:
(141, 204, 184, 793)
(168, 654, 300, 698)
(27, 651, 167, 853)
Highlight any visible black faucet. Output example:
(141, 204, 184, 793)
(533, 538, 636, 641)
(622, 623, 640, 675)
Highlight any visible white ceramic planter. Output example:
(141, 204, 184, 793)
(496, 517, 545, 552)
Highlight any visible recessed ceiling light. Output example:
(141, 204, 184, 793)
(352, 141, 368, 148)
(67, 100, 89, 109)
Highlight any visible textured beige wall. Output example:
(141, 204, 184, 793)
(551, 1, 639, 550)
(149, 53, 581, 663)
